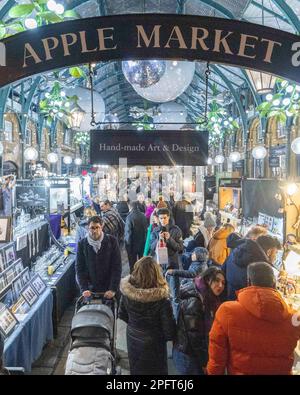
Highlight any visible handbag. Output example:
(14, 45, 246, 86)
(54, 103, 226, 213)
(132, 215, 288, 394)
(155, 238, 169, 265)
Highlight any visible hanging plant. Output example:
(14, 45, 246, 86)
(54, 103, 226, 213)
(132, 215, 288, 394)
(257, 79, 300, 125)
(39, 81, 78, 123)
(74, 131, 90, 146)
(196, 100, 239, 147)
(133, 114, 155, 131)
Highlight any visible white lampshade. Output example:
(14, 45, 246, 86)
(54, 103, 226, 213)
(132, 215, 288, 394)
(24, 147, 38, 161)
(63, 155, 72, 165)
(252, 146, 267, 159)
(47, 152, 58, 164)
(291, 137, 300, 155)
(215, 154, 225, 164)
(74, 158, 82, 166)
(229, 151, 241, 163)
(245, 70, 276, 94)
(0, 142, 3, 155)
(207, 157, 213, 165)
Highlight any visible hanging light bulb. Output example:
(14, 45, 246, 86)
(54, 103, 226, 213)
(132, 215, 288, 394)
(24, 18, 38, 29)
(47, 0, 57, 11)
(286, 183, 298, 196)
(55, 3, 64, 14)
(229, 151, 241, 162)
(282, 98, 291, 106)
(24, 147, 38, 161)
(215, 154, 225, 164)
(74, 158, 82, 166)
(207, 157, 213, 165)
(291, 137, 300, 155)
(63, 155, 72, 165)
(252, 146, 267, 159)
(47, 152, 58, 164)
(265, 93, 273, 102)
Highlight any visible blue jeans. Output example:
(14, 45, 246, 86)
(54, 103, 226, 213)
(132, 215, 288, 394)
(172, 348, 204, 375)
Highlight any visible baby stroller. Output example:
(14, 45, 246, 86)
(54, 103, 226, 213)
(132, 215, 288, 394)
(65, 293, 119, 375)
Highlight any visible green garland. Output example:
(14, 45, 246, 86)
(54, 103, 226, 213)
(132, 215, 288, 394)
(74, 131, 90, 146)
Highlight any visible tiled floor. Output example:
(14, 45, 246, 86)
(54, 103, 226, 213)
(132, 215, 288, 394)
(30, 246, 178, 375)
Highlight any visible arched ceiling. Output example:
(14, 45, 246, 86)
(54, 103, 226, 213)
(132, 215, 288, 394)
(1, 0, 300, 125)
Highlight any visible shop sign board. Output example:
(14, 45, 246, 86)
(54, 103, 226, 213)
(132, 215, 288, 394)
(90, 130, 208, 166)
(233, 159, 244, 169)
(269, 156, 280, 167)
(0, 14, 300, 87)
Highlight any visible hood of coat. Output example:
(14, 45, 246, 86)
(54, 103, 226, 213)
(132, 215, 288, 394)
(236, 286, 290, 323)
(226, 232, 244, 249)
(120, 276, 170, 303)
(232, 239, 268, 268)
(212, 227, 234, 240)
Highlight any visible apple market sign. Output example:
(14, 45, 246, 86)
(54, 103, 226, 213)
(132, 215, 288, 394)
(0, 14, 300, 84)
(0, 14, 300, 87)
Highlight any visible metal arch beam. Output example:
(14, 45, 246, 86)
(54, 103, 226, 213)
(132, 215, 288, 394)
(195, 0, 235, 18)
(20, 76, 41, 137)
(272, 0, 300, 33)
(176, 0, 187, 14)
(251, 1, 290, 24)
(0, 86, 10, 130)
(210, 65, 248, 137)
(0, 0, 16, 19)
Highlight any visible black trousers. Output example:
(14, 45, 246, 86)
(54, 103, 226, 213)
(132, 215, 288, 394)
(126, 247, 144, 273)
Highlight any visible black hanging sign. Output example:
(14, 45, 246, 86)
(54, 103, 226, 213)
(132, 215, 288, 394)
(90, 130, 208, 166)
(0, 14, 300, 87)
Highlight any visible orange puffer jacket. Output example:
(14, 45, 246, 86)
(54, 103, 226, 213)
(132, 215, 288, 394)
(207, 286, 300, 375)
(208, 227, 233, 265)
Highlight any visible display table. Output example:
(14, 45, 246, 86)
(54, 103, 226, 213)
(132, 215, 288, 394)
(49, 214, 62, 240)
(3, 289, 53, 372)
(45, 256, 78, 336)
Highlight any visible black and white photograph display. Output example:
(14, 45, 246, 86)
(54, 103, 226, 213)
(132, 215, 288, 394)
(20, 268, 31, 287)
(21, 283, 38, 306)
(15, 184, 48, 216)
(0, 305, 18, 337)
(0, 250, 5, 273)
(13, 259, 24, 276)
(12, 276, 23, 300)
(4, 267, 15, 285)
(0, 276, 6, 292)
(0, 217, 11, 243)
(4, 243, 16, 266)
(30, 274, 47, 295)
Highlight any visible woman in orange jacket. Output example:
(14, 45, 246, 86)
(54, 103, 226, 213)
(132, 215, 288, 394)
(207, 262, 300, 375)
(208, 224, 235, 265)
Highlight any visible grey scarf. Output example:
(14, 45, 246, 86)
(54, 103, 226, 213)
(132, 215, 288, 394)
(87, 233, 104, 253)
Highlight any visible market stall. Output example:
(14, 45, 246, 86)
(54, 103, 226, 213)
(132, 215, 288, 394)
(218, 178, 242, 228)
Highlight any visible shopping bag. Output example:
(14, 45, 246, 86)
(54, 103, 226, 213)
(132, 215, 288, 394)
(156, 242, 169, 265)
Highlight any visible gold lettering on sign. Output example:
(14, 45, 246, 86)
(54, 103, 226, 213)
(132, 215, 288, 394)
(61, 33, 77, 56)
(238, 34, 258, 59)
(191, 27, 209, 51)
(79, 31, 97, 53)
(213, 30, 234, 54)
(42, 37, 59, 61)
(291, 42, 300, 66)
(97, 27, 117, 51)
(165, 26, 188, 49)
(261, 38, 282, 63)
(23, 43, 42, 67)
(136, 25, 161, 48)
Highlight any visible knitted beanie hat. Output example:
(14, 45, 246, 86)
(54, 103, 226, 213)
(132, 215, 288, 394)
(204, 212, 216, 228)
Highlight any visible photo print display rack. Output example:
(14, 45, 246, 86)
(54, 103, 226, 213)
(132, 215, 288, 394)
(0, 305, 18, 337)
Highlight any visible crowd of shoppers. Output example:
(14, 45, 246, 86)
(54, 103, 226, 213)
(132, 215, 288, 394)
(74, 194, 300, 376)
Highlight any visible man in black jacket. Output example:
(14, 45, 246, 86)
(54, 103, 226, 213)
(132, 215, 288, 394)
(125, 201, 148, 273)
(75, 216, 122, 299)
(150, 208, 184, 271)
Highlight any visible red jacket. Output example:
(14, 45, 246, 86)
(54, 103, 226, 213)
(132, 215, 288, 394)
(207, 286, 300, 375)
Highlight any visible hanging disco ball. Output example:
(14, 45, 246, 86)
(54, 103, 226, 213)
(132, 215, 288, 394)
(133, 60, 195, 103)
(122, 60, 166, 88)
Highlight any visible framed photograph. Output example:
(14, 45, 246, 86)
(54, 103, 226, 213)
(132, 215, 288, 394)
(0, 305, 18, 337)
(21, 283, 38, 306)
(3, 266, 15, 286)
(4, 243, 16, 266)
(0, 250, 5, 273)
(16, 234, 27, 252)
(12, 276, 23, 301)
(30, 274, 47, 295)
(13, 259, 24, 276)
(0, 217, 12, 243)
(20, 268, 30, 287)
(11, 296, 30, 315)
(0, 275, 6, 293)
